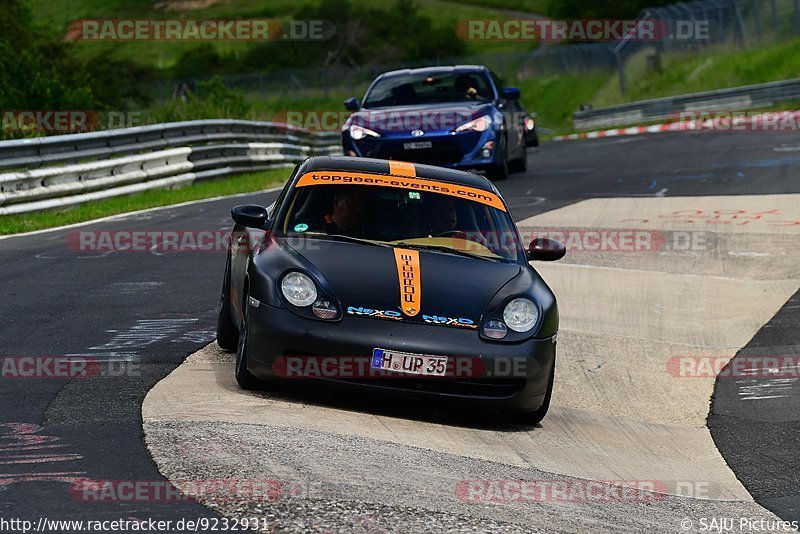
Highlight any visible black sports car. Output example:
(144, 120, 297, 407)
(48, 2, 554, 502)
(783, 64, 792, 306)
(217, 156, 565, 423)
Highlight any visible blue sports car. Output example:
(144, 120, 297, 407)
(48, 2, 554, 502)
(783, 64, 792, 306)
(341, 65, 535, 181)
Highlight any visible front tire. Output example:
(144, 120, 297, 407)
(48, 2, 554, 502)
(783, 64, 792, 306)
(509, 146, 527, 174)
(235, 290, 261, 390)
(216, 256, 238, 351)
(490, 137, 509, 181)
(529, 131, 539, 147)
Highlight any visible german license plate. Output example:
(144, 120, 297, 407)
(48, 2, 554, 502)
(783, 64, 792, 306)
(371, 348, 447, 376)
(403, 141, 432, 150)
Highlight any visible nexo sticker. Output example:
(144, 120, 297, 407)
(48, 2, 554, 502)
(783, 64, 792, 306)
(422, 314, 478, 329)
(347, 306, 403, 320)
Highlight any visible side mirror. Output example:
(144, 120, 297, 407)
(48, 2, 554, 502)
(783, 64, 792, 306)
(344, 97, 359, 111)
(502, 87, 520, 100)
(231, 204, 268, 228)
(527, 238, 566, 261)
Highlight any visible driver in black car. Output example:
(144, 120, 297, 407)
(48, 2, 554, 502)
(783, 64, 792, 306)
(322, 188, 365, 237)
(424, 197, 459, 237)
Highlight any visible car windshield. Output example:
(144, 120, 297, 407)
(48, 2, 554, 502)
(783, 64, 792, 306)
(278, 177, 524, 263)
(362, 71, 494, 108)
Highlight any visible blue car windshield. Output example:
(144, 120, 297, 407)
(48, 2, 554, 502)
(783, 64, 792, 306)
(362, 72, 494, 108)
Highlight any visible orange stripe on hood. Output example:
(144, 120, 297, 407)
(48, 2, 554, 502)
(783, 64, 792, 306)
(389, 160, 416, 177)
(393, 248, 421, 317)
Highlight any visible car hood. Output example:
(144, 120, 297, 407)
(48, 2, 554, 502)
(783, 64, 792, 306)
(347, 102, 495, 134)
(286, 239, 520, 328)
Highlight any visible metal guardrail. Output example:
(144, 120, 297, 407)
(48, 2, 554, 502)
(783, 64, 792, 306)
(572, 77, 800, 130)
(0, 120, 341, 215)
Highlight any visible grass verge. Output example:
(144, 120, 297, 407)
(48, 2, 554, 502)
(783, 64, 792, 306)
(0, 167, 290, 236)
(594, 38, 800, 107)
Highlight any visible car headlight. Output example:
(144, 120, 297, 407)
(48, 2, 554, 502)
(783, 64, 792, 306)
(454, 115, 491, 133)
(525, 117, 535, 131)
(350, 124, 380, 140)
(281, 272, 317, 307)
(502, 298, 538, 332)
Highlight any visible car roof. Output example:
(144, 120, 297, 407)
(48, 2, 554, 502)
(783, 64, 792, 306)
(299, 156, 499, 194)
(376, 65, 490, 79)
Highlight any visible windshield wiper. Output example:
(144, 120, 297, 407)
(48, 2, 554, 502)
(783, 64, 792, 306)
(394, 242, 493, 261)
(303, 232, 391, 248)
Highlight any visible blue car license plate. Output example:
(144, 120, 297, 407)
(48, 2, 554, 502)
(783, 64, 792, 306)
(403, 141, 432, 150)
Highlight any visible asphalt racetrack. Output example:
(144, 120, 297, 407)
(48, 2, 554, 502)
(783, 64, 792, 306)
(2, 130, 799, 532)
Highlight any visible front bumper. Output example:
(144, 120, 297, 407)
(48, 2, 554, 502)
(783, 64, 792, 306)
(342, 129, 500, 171)
(245, 302, 556, 412)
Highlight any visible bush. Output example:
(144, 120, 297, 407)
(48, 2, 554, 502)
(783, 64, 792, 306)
(242, 0, 465, 70)
(149, 76, 251, 123)
(0, 0, 155, 138)
(173, 44, 224, 80)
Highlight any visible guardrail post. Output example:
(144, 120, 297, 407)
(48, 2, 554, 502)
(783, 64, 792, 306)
(612, 47, 626, 96)
(771, 0, 778, 31)
(795, 0, 800, 32)
(734, 0, 749, 45)
(711, 0, 725, 42)
(753, 0, 761, 40)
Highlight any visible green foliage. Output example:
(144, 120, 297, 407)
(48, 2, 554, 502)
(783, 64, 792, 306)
(0, 0, 155, 139)
(173, 44, 225, 80)
(452, 0, 550, 13)
(149, 76, 251, 122)
(593, 38, 800, 107)
(241, 0, 465, 70)
(0, 0, 94, 110)
(516, 73, 610, 133)
(547, 0, 674, 19)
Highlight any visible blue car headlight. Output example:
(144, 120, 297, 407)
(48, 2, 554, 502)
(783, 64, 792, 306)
(453, 115, 492, 133)
(349, 124, 380, 140)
